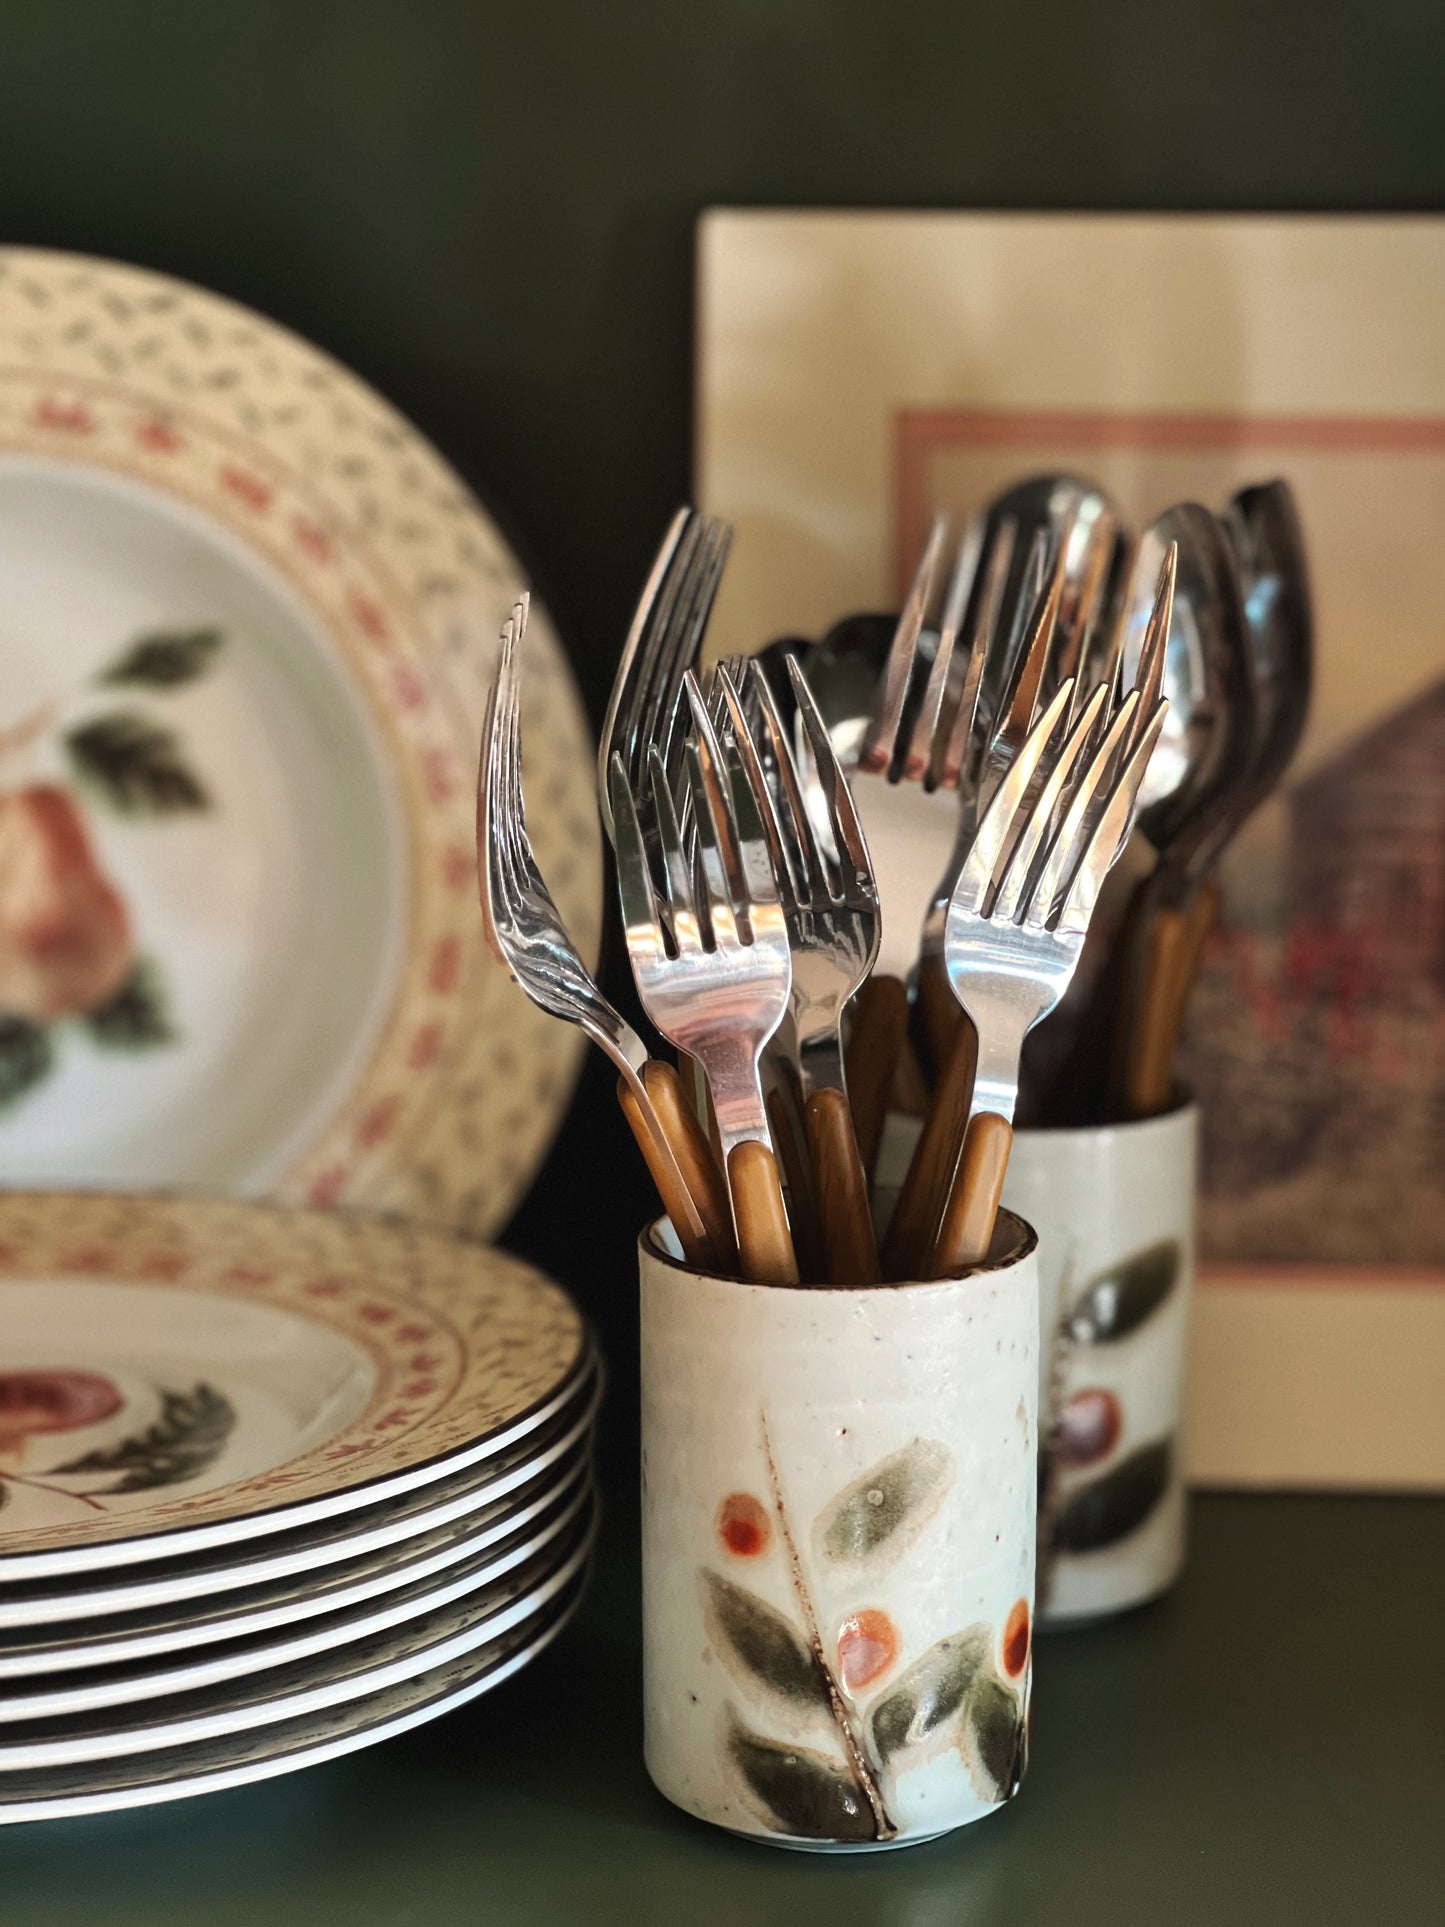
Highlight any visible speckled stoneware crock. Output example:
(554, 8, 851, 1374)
(1000, 1105, 1197, 1624)
(640, 1212, 1038, 1852)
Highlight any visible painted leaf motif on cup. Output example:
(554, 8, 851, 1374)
(1052, 1439, 1172, 1553)
(723, 1708, 875, 1842)
(866, 1625, 990, 1768)
(1066, 1242, 1181, 1344)
(699, 1570, 829, 1721)
(961, 1670, 1026, 1801)
(812, 1439, 954, 1573)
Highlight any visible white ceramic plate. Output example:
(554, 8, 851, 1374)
(0, 1512, 597, 1774)
(0, 1193, 592, 1577)
(0, 1445, 593, 1664)
(0, 247, 600, 1236)
(0, 1367, 600, 1629)
(0, 1558, 589, 1821)
(0, 1480, 595, 1722)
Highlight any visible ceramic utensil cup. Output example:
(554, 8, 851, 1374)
(640, 1214, 1038, 1852)
(1001, 1103, 1197, 1624)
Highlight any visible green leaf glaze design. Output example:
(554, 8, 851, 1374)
(83, 960, 174, 1048)
(0, 1014, 53, 1109)
(699, 1571, 829, 1719)
(51, 1384, 235, 1493)
(1052, 1439, 1172, 1553)
(66, 713, 209, 816)
(867, 1626, 990, 1766)
(961, 1671, 1026, 1800)
(723, 1709, 875, 1841)
(1066, 1242, 1180, 1344)
(813, 1439, 954, 1572)
(99, 628, 225, 689)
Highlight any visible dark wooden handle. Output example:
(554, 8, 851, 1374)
(915, 950, 965, 1087)
(1123, 908, 1191, 1119)
(881, 1017, 977, 1282)
(616, 1074, 718, 1271)
(844, 973, 912, 1181)
(930, 1111, 1014, 1278)
(804, 1087, 879, 1287)
(767, 1082, 822, 1283)
(640, 1061, 736, 1270)
(727, 1141, 799, 1285)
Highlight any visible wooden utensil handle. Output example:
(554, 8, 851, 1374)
(616, 1074, 718, 1271)
(930, 1111, 1013, 1278)
(804, 1087, 879, 1287)
(844, 973, 912, 1181)
(915, 951, 965, 1086)
(881, 1017, 977, 1282)
(767, 1082, 822, 1283)
(727, 1141, 800, 1284)
(641, 1060, 736, 1270)
(1121, 888, 1190, 1119)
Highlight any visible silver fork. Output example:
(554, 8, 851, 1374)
(843, 514, 1064, 1173)
(597, 509, 731, 845)
(929, 678, 1167, 1274)
(608, 678, 797, 1283)
(480, 598, 731, 1271)
(720, 656, 882, 1285)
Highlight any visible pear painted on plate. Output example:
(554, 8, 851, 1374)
(0, 784, 134, 1021)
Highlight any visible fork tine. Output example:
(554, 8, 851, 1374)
(748, 660, 822, 899)
(996, 518, 1069, 749)
(991, 681, 1109, 924)
(597, 508, 693, 828)
(1056, 701, 1167, 936)
(609, 751, 668, 968)
(646, 745, 704, 956)
(939, 515, 1016, 792)
(716, 665, 802, 905)
(859, 513, 947, 774)
(654, 520, 732, 784)
(612, 513, 702, 790)
(950, 679, 1073, 918)
(684, 668, 752, 915)
(1024, 691, 1141, 928)
(902, 517, 982, 783)
(683, 734, 742, 949)
(1131, 541, 1176, 720)
(785, 656, 874, 892)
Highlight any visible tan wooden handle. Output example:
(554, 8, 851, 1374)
(881, 1017, 977, 1283)
(804, 1087, 879, 1287)
(640, 1061, 736, 1270)
(844, 973, 912, 1181)
(767, 1083, 821, 1283)
(1123, 907, 1191, 1119)
(616, 1074, 718, 1271)
(915, 950, 965, 1088)
(727, 1140, 799, 1284)
(930, 1111, 1013, 1278)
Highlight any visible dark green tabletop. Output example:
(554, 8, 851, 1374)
(0, 1493, 1439, 1925)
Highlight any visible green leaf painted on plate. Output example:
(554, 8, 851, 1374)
(1052, 1440, 1172, 1553)
(1066, 1242, 1181, 1344)
(723, 1708, 874, 1841)
(813, 1439, 954, 1572)
(66, 713, 209, 816)
(699, 1570, 829, 1720)
(50, 1384, 235, 1493)
(961, 1670, 1026, 1801)
(867, 1625, 990, 1767)
(82, 960, 174, 1048)
(99, 628, 225, 689)
(0, 1014, 53, 1110)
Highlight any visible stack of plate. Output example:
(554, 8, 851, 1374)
(0, 1194, 598, 1823)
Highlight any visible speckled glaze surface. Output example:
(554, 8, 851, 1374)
(1001, 1106, 1197, 1623)
(640, 1218, 1038, 1851)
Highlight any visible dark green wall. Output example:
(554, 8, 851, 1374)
(2, 0, 1441, 1388)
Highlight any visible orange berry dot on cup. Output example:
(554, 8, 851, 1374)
(836, 1609, 900, 1691)
(1003, 1598, 1030, 1678)
(716, 1492, 770, 1558)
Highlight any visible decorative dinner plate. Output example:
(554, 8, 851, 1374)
(0, 1456, 591, 1678)
(0, 1482, 595, 1724)
(0, 1515, 596, 1773)
(0, 1193, 592, 1576)
(0, 1561, 588, 1820)
(0, 247, 600, 1235)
